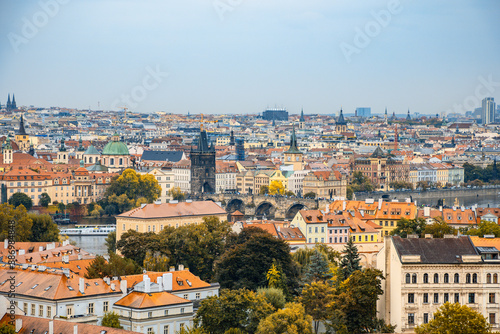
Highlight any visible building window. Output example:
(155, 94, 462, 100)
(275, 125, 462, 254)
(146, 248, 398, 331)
(148, 312, 152, 318)
(164, 325, 169, 334)
(469, 293, 475, 304)
(473, 273, 478, 283)
(181, 308, 185, 314)
(39, 305, 44, 317)
(434, 293, 439, 304)
(444, 293, 449, 303)
(147, 328, 154, 334)
(423, 273, 428, 283)
(103, 301, 108, 312)
(408, 293, 414, 303)
(455, 273, 460, 283)
(466, 273, 471, 283)
(88, 303, 94, 314)
(423, 293, 429, 304)
(490, 293, 496, 304)
(434, 273, 439, 283)
(490, 313, 496, 325)
(423, 313, 429, 324)
(47, 306, 51, 318)
(495, 274, 499, 283)
(183, 294, 188, 300)
(196, 293, 200, 300)
(408, 313, 415, 325)
(412, 274, 417, 284)
(405, 274, 411, 284)
(455, 293, 460, 303)
(31, 304, 35, 315)
(444, 273, 449, 283)
(488, 274, 492, 284)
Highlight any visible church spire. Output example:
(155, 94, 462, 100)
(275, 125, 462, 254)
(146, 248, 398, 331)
(299, 108, 305, 122)
(11, 94, 16, 109)
(286, 125, 301, 154)
(6, 94, 11, 111)
(18, 114, 27, 135)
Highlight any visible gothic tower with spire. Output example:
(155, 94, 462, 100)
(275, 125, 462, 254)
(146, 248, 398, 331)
(15, 114, 30, 152)
(284, 126, 303, 171)
(335, 109, 347, 134)
(190, 127, 216, 195)
(299, 108, 305, 129)
(57, 137, 68, 164)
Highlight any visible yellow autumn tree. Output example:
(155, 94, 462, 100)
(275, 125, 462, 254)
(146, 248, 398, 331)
(269, 181, 285, 195)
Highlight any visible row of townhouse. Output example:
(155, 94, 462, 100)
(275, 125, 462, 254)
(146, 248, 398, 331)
(377, 235, 500, 333)
(409, 163, 464, 187)
(0, 166, 116, 205)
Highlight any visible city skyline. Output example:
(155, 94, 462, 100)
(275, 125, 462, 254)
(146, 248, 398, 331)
(1, 1, 499, 114)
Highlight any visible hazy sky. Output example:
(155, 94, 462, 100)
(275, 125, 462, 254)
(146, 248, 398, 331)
(1, 0, 499, 115)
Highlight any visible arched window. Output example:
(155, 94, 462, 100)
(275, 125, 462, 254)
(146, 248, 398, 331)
(423, 274, 429, 283)
(466, 273, 471, 284)
(494, 274, 498, 284)
(89, 157, 93, 164)
(110, 158, 114, 166)
(454, 273, 460, 283)
(473, 273, 478, 283)
(84, 157, 87, 163)
(412, 274, 417, 284)
(488, 274, 492, 284)
(405, 274, 411, 284)
(119, 158, 123, 165)
(444, 273, 449, 283)
(434, 273, 439, 284)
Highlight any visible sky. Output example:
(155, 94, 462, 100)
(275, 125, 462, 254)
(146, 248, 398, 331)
(0, 0, 499, 115)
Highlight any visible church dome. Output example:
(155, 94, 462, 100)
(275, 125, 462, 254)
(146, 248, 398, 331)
(102, 134, 129, 156)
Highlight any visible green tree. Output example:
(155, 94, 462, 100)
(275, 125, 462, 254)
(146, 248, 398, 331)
(346, 186, 353, 200)
(423, 216, 456, 238)
(415, 302, 491, 334)
(259, 185, 269, 195)
(8, 192, 33, 210)
(39, 192, 51, 207)
(116, 230, 162, 266)
(300, 282, 336, 334)
(143, 250, 170, 272)
(339, 238, 361, 280)
(466, 221, 500, 237)
(0, 204, 33, 242)
(390, 217, 427, 238)
(0, 324, 16, 334)
(269, 180, 285, 196)
(194, 289, 274, 334)
(105, 231, 116, 253)
(90, 204, 104, 218)
(257, 287, 286, 310)
(177, 327, 207, 334)
(101, 311, 123, 328)
(28, 213, 59, 242)
(389, 181, 414, 190)
(303, 249, 333, 285)
(168, 186, 186, 201)
(84, 253, 142, 279)
(304, 192, 316, 199)
(57, 202, 66, 214)
(256, 302, 313, 334)
(350, 171, 375, 192)
(215, 227, 299, 292)
(327, 268, 385, 334)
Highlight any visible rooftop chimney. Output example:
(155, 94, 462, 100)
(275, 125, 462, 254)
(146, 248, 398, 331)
(169, 266, 175, 272)
(178, 264, 184, 271)
(484, 234, 495, 239)
(407, 234, 419, 239)
(78, 253, 82, 260)
(49, 320, 53, 334)
(423, 207, 430, 217)
(4, 239, 7, 249)
(439, 206, 443, 212)
(342, 200, 346, 211)
(461, 206, 465, 212)
(47, 242, 56, 250)
(143, 275, 151, 293)
(156, 276, 163, 291)
(62, 240, 69, 246)
(79, 278, 85, 294)
(378, 198, 382, 210)
(18, 249, 25, 255)
(62, 268, 70, 277)
(15, 319, 22, 332)
(104, 277, 110, 285)
(73, 324, 78, 334)
(62, 255, 69, 264)
(424, 234, 433, 239)
(163, 273, 173, 291)
(39, 246, 44, 252)
(110, 283, 115, 291)
(120, 279, 127, 295)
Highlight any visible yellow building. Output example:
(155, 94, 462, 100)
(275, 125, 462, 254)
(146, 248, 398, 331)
(269, 170, 289, 190)
(115, 201, 227, 242)
(373, 200, 418, 237)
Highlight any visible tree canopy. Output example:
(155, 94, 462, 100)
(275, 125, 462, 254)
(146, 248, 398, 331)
(463, 161, 500, 184)
(423, 217, 456, 238)
(8, 192, 32, 210)
(28, 213, 59, 242)
(466, 221, 500, 237)
(168, 186, 186, 201)
(339, 238, 361, 280)
(0, 204, 57, 242)
(84, 253, 142, 279)
(269, 181, 285, 196)
(256, 302, 313, 334)
(350, 171, 375, 192)
(390, 217, 427, 238)
(415, 302, 491, 334)
(101, 312, 123, 329)
(39, 192, 51, 207)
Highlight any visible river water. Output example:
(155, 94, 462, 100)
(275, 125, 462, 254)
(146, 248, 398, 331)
(61, 216, 115, 255)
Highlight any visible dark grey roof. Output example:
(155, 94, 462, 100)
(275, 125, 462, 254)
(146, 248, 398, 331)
(392, 236, 478, 264)
(141, 150, 184, 162)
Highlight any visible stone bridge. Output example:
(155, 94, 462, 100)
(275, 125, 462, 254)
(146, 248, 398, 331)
(201, 194, 332, 220)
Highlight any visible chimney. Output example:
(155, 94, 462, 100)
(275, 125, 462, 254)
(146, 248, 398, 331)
(156, 276, 163, 291)
(49, 320, 54, 334)
(39, 246, 44, 252)
(378, 198, 382, 210)
(178, 264, 184, 271)
(405, 197, 411, 203)
(15, 319, 22, 332)
(120, 279, 127, 295)
(79, 278, 85, 294)
(342, 200, 346, 211)
(62, 268, 70, 277)
(73, 325, 78, 334)
(461, 206, 465, 212)
(63, 240, 69, 246)
(453, 206, 456, 211)
(163, 273, 173, 291)
(169, 266, 175, 272)
(62, 255, 69, 264)
(18, 249, 25, 255)
(424, 234, 433, 239)
(78, 253, 82, 260)
(424, 207, 430, 217)
(110, 283, 116, 291)
(407, 234, 419, 239)
(144, 275, 151, 293)
(47, 242, 55, 250)
(439, 206, 443, 212)
(104, 277, 110, 285)
(4, 239, 7, 249)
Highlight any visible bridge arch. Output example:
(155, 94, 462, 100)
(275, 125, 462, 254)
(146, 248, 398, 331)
(285, 203, 308, 220)
(226, 198, 244, 214)
(255, 201, 276, 220)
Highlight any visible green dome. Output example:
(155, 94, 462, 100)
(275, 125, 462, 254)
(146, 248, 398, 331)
(102, 136, 129, 156)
